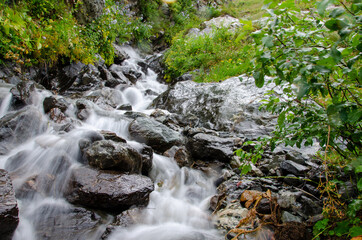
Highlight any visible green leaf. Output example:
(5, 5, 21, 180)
(278, 111, 286, 128)
(358, 178, 362, 192)
(334, 220, 349, 237)
(330, 47, 342, 63)
(241, 164, 252, 175)
(314, 65, 331, 73)
(297, 81, 310, 99)
(317, 0, 333, 16)
(262, 35, 274, 48)
(254, 70, 265, 88)
(350, 225, 362, 238)
(325, 19, 348, 31)
(329, 8, 345, 18)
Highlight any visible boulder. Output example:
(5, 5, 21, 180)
(84, 140, 142, 173)
(128, 116, 183, 153)
(10, 80, 38, 110)
(113, 44, 129, 64)
(280, 160, 309, 176)
(187, 15, 242, 38)
(0, 169, 19, 240)
(85, 88, 123, 109)
(58, 62, 86, 92)
(33, 204, 104, 240)
(0, 106, 45, 154)
(187, 133, 234, 163)
(164, 146, 192, 167)
(152, 77, 276, 138)
(43, 96, 68, 113)
(66, 166, 154, 211)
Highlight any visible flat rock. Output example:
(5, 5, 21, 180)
(187, 133, 234, 163)
(66, 166, 154, 211)
(128, 116, 183, 153)
(85, 140, 142, 173)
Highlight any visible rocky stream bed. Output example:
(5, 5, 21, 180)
(0, 45, 333, 240)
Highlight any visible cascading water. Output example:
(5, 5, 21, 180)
(0, 47, 222, 240)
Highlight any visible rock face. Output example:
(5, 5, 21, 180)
(152, 77, 275, 139)
(84, 140, 143, 173)
(34, 204, 104, 240)
(0, 106, 45, 154)
(187, 133, 235, 163)
(66, 167, 154, 211)
(187, 15, 241, 38)
(128, 116, 183, 153)
(0, 169, 19, 240)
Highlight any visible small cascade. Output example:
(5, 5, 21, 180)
(0, 46, 221, 240)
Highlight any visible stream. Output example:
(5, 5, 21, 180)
(0, 46, 222, 240)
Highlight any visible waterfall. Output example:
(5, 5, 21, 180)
(0, 46, 221, 240)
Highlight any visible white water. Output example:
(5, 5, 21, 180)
(0, 47, 221, 240)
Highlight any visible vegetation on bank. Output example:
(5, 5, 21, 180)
(0, 0, 214, 66)
(1, 0, 361, 239)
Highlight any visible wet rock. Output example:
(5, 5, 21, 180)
(43, 96, 68, 113)
(58, 62, 86, 92)
(34, 204, 104, 240)
(214, 201, 248, 233)
(49, 108, 67, 123)
(299, 196, 322, 216)
(152, 77, 275, 138)
(128, 116, 183, 153)
(119, 65, 142, 84)
(281, 211, 302, 223)
(100, 130, 127, 143)
(117, 104, 132, 111)
(76, 100, 91, 121)
(283, 174, 304, 187)
(0, 169, 19, 240)
(66, 166, 154, 211)
(101, 207, 144, 239)
(85, 140, 142, 173)
(139, 144, 153, 175)
(85, 88, 123, 109)
(187, 133, 234, 163)
(280, 160, 309, 176)
(164, 146, 192, 167)
(113, 44, 129, 64)
(0, 106, 45, 154)
(277, 190, 302, 209)
(10, 81, 38, 110)
(73, 64, 102, 90)
(4, 150, 30, 172)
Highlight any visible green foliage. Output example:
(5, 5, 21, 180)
(234, 138, 266, 175)
(0, 0, 151, 66)
(164, 23, 255, 82)
(250, 0, 361, 158)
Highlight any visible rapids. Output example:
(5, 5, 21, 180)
(0, 47, 222, 240)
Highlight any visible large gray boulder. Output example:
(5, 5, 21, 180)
(0, 169, 19, 240)
(84, 140, 143, 173)
(66, 166, 154, 210)
(128, 116, 183, 153)
(187, 133, 235, 163)
(0, 106, 45, 154)
(152, 76, 275, 139)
